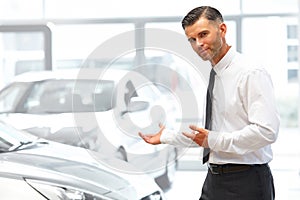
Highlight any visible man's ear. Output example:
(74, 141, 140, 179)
(219, 23, 227, 37)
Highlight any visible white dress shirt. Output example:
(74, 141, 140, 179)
(160, 48, 280, 164)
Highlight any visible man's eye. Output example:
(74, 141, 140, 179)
(200, 32, 208, 38)
(188, 38, 196, 43)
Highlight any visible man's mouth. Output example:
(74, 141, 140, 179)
(199, 48, 209, 57)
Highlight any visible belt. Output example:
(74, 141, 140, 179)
(208, 163, 257, 175)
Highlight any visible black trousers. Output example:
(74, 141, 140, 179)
(199, 164, 275, 200)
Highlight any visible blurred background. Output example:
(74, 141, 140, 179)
(0, 0, 299, 199)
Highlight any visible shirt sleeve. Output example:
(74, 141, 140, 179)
(208, 68, 280, 155)
(160, 128, 199, 147)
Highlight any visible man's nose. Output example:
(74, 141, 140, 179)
(196, 38, 204, 47)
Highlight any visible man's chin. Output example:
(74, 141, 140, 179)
(199, 54, 211, 61)
(197, 51, 211, 60)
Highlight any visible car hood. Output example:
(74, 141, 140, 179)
(0, 109, 170, 134)
(0, 111, 175, 176)
(0, 113, 87, 131)
(0, 112, 162, 154)
(1, 140, 163, 199)
(0, 152, 135, 199)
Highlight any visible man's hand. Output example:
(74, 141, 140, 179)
(182, 125, 209, 148)
(138, 124, 165, 145)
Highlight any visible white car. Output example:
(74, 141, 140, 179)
(0, 68, 180, 190)
(0, 120, 166, 200)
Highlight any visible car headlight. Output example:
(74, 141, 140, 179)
(25, 179, 116, 200)
(141, 191, 162, 200)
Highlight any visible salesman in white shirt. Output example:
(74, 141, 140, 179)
(139, 6, 280, 200)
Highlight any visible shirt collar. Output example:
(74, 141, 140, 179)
(212, 47, 236, 76)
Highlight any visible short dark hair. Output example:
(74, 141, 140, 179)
(181, 6, 224, 30)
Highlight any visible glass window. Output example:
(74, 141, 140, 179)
(52, 24, 135, 69)
(1, 0, 297, 20)
(242, 0, 298, 14)
(287, 25, 298, 39)
(0, 83, 29, 113)
(194, 0, 241, 15)
(23, 79, 115, 113)
(44, 0, 241, 19)
(288, 69, 298, 82)
(146, 20, 237, 50)
(224, 21, 237, 51)
(243, 17, 298, 128)
(242, 17, 289, 70)
(146, 22, 183, 35)
(145, 23, 197, 91)
(0, 0, 242, 19)
(0, 0, 44, 19)
(145, 20, 236, 90)
(0, 31, 46, 87)
(287, 45, 298, 62)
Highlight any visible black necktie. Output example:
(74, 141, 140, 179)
(203, 68, 216, 164)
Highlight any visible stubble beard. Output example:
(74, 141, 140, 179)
(199, 36, 223, 63)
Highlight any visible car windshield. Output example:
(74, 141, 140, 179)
(0, 82, 30, 113)
(22, 79, 115, 114)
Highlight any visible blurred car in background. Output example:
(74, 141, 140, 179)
(0, 68, 180, 190)
(0, 120, 166, 200)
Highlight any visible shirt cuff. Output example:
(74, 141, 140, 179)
(160, 129, 175, 144)
(207, 130, 219, 150)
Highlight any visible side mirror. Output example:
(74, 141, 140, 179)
(121, 97, 150, 116)
(127, 97, 150, 112)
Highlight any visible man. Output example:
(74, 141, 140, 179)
(139, 6, 280, 200)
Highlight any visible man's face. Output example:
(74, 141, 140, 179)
(185, 17, 225, 64)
